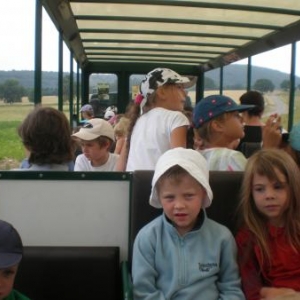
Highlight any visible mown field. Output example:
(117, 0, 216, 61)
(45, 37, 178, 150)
(0, 91, 298, 169)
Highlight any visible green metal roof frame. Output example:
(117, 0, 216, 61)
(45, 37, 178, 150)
(40, 0, 300, 75)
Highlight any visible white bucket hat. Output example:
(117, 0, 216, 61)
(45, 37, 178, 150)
(149, 148, 213, 208)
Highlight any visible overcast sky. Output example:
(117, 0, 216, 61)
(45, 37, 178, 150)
(1, 0, 299, 75)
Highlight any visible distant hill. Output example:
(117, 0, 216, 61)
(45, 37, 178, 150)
(205, 64, 299, 89)
(0, 65, 298, 91)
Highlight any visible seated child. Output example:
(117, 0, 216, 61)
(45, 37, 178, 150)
(236, 149, 300, 300)
(192, 94, 254, 171)
(72, 118, 119, 171)
(17, 106, 75, 171)
(80, 104, 94, 123)
(0, 219, 30, 300)
(132, 147, 245, 300)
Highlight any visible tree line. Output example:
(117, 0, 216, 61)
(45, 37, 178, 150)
(0, 75, 73, 104)
(0, 76, 298, 104)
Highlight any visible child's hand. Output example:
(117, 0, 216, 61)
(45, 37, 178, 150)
(260, 287, 297, 299)
(262, 114, 282, 148)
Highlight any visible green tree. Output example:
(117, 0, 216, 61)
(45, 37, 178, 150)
(27, 88, 35, 103)
(280, 79, 290, 91)
(253, 78, 275, 93)
(0, 79, 26, 103)
(204, 77, 216, 89)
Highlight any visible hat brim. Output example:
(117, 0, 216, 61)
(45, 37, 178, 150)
(0, 253, 22, 268)
(225, 104, 255, 113)
(183, 76, 197, 89)
(149, 157, 213, 209)
(72, 131, 100, 141)
(174, 76, 192, 88)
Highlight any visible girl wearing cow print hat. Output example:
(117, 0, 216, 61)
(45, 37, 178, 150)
(118, 68, 192, 171)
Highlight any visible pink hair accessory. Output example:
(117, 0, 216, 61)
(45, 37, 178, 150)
(134, 93, 144, 105)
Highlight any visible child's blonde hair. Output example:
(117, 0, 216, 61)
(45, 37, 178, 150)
(114, 117, 130, 138)
(193, 113, 229, 147)
(238, 148, 300, 264)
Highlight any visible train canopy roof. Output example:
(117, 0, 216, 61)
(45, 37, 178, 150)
(42, 0, 300, 74)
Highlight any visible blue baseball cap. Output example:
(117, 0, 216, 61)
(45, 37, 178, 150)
(289, 122, 300, 151)
(193, 94, 255, 128)
(0, 220, 23, 268)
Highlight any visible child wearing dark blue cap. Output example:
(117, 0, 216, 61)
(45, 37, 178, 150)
(0, 220, 30, 300)
(192, 94, 254, 171)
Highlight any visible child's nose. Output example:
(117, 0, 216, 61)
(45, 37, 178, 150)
(265, 187, 275, 199)
(174, 198, 185, 209)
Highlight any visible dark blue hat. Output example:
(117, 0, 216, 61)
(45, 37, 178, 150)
(193, 94, 254, 128)
(0, 220, 23, 268)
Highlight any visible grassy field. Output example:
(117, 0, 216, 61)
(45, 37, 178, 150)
(0, 96, 66, 169)
(0, 91, 299, 169)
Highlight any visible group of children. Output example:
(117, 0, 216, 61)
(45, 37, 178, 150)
(2, 147, 300, 299)
(16, 67, 296, 174)
(132, 147, 300, 300)
(122, 68, 300, 299)
(6, 67, 300, 299)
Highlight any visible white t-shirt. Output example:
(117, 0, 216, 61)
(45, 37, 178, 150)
(126, 107, 189, 171)
(74, 152, 119, 171)
(199, 148, 247, 171)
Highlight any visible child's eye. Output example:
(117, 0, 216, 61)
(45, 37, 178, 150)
(163, 195, 174, 202)
(274, 182, 284, 189)
(2, 270, 15, 277)
(185, 193, 194, 199)
(253, 186, 264, 193)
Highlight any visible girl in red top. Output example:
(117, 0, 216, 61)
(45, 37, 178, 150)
(235, 149, 300, 300)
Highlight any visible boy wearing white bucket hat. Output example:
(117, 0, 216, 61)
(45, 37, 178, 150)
(132, 148, 244, 300)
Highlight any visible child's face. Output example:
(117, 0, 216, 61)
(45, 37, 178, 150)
(158, 173, 206, 236)
(158, 84, 187, 111)
(80, 140, 109, 165)
(252, 168, 289, 226)
(219, 111, 244, 141)
(0, 265, 18, 300)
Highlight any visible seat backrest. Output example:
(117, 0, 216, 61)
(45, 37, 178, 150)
(206, 171, 244, 234)
(129, 171, 161, 261)
(14, 246, 120, 300)
(240, 142, 262, 158)
(129, 170, 244, 262)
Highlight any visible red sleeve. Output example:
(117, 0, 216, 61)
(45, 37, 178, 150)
(235, 228, 263, 300)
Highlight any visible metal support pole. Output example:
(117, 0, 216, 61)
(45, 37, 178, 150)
(58, 31, 63, 111)
(288, 42, 296, 131)
(247, 57, 252, 91)
(34, 0, 42, 105)
(69, 53, 74, 127)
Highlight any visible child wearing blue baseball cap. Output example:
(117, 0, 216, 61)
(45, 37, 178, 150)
(0, 219, 31, 300)
(192, 94, 254, 171)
